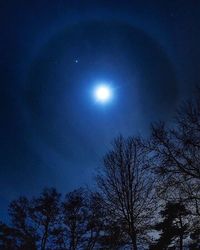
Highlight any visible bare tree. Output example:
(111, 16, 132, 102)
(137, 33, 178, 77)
(84, 192, 105, 250)
(31, 188, 61, 250)
(62, 189, 87, 250)
(147, 90, 200, 248)
(7, 197, 37, 249)
(0, 197, 41, 249)
(149, 88, 200, 181)
(96, 136, 156, 250)
(149, 97, 200, 217)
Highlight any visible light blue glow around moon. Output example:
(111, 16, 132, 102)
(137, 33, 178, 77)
(93, 84, 113, 103)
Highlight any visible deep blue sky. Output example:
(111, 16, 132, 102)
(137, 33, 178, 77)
(1, 0, 200, 220)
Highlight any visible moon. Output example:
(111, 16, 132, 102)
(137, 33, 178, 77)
(93, 84, 113, 103)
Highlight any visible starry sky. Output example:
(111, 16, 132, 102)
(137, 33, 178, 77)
(1, 0, 200, 220)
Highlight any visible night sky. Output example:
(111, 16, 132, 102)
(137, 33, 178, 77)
(1, 0, 200, 220)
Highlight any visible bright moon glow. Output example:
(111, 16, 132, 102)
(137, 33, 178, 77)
(94, 84, 112, 103)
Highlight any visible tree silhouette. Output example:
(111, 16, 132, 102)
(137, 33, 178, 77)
(97, 136, 157, 250)
(148, 89, 200, 248)
(83, 192, 104, 250)
(149, 91, 200, 214)
(0, 197, 37, 249)
(30, 188, 61, 250)
(62, 189, 88, 250)
(150, 202, 189, 250)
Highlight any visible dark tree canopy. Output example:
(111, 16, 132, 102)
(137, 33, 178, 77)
(150, 202, 189, 250)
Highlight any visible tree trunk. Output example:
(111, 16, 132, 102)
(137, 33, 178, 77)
(131, 233, 137, 250)
(179, 234, 183, 250)
(41, 222, 49, 250)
